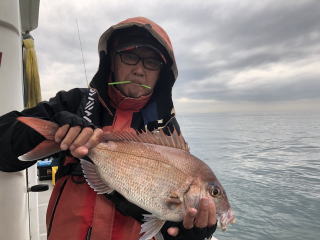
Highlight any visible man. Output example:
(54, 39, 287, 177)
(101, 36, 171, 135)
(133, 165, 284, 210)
(0, 17, 217, 239)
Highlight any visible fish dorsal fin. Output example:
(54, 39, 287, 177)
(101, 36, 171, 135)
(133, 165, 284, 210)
(103, 128, 190, 152)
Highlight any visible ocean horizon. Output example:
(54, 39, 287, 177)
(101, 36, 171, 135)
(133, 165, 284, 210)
(177, 111, 320, 240)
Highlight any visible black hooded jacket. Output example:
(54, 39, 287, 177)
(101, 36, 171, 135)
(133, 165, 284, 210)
(0, 17, 216, 240)
(0, 17, 179, 172)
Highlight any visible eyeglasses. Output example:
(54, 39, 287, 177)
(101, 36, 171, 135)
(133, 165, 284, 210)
(116, 51, 163, 71)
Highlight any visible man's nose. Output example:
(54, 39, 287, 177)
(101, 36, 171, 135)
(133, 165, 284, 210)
(132, 60, 145, 76)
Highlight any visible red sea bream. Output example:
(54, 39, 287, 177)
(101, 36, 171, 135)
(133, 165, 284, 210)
(17, 117, 236, 240)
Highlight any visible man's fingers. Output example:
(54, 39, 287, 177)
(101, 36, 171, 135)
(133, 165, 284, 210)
(71, 146, 89, 158)
(84, 128, 104, 149)
(169, 199, 216, 238)
(183, 208, 197, 229)
(55, 125, 103, 158)
(194, 198, 209, 228)
(60, 126, 81, 150)
(167, 227, 179, 237)
(55, 124, 70, 143)
(208, 198, 217, 226)
(71, 128, 103, 158)
(69, 127, 94, 151)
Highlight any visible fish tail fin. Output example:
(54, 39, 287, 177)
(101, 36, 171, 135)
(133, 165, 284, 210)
(17, 117, 59, 140)
(17, 117, 60, 161)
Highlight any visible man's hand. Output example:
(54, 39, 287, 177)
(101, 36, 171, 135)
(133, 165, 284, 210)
(167, 197, 217, 237)
(54, 124, 103, 158)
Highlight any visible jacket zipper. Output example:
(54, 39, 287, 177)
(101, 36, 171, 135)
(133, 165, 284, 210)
(47, 177, 68, 237)
(86, 227, 92, 240)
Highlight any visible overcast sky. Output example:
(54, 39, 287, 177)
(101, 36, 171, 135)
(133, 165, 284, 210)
(33, 0, 320, 113)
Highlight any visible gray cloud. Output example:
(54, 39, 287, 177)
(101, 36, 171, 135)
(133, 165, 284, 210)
(170, 0, 320, 104)
(185, 77, 320, 102)
(32, 0, 320, 112)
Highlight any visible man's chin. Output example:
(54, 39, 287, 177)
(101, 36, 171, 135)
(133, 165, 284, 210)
(126, 90, 152, 98)
(122, 90, 142, 98)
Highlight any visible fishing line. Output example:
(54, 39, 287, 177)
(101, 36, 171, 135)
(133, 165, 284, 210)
(76, 19, 88, 87)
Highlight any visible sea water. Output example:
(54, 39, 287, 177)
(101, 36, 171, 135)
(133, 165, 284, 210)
(177, 111, 320, 240)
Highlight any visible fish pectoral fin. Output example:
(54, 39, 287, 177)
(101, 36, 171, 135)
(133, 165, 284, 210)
(140, 214, 165, 240)
(80, 159, 114, 194)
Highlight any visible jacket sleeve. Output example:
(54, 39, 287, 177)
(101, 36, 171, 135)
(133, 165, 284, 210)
(0, 88, 84, 172)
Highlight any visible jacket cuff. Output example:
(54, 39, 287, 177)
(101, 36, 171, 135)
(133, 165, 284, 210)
(53, 111, 95, 128)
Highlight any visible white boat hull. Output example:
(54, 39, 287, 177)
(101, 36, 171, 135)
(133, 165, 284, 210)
(0, 0, 29, 239)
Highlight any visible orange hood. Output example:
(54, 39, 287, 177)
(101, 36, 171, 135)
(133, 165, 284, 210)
(97, 17, 178, 80)
(90, 17, 178, 119)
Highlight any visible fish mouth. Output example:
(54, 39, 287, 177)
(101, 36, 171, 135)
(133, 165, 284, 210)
(217, 209, 236, 231)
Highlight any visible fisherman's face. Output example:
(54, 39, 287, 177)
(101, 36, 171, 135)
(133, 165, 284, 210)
(112, 47, 162, 98)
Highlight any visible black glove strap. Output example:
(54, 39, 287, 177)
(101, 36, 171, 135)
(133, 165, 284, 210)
(161, 221, 217, 240)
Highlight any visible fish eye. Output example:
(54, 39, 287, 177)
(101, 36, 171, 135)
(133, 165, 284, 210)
(209, 185, 221, 197)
